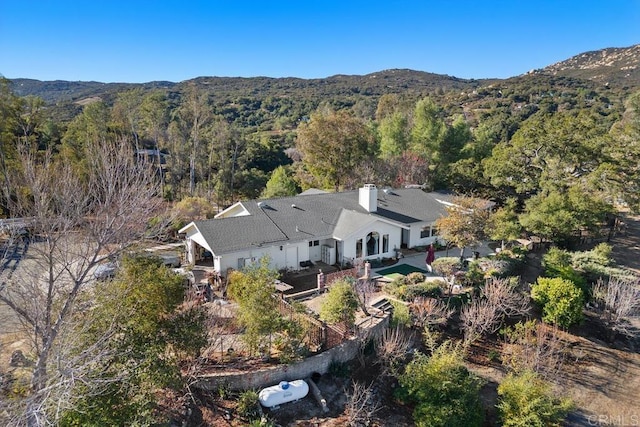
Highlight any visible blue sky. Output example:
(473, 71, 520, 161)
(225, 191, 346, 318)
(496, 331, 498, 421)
(1, 0, 639, 83)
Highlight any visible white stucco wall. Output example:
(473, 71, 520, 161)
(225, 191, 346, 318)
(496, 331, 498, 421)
(217, 242, 310, 275)
(408, 221, 440, 248)
(341, 221, 403, 263)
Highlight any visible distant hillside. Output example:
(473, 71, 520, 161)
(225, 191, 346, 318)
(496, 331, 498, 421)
(5, 44, 640, 125)
(9, 79, 176, 104)
(9, 70, 490, 106)
(538, 44, 640, 89)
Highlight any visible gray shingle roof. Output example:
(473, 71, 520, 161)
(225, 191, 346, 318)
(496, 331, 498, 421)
(191, 188, 451, 255)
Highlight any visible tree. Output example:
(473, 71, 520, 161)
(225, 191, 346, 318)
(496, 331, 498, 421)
(409, 297, 454, 329)
(173, 84, 213, 195)
(436, 115, 472, 187)
(140, 90, 169, 195)
(112, 88, 144, 151)
(295, 109, 375, 191)
(0, 79, 23, 215)
(172, 196, 216, 223)
(606, 91, 640, 210)
(0, 139, 165, 426)
(59, 255, 207, 426)
(486, 198, 522, 250)
(531, 277, 584, 328)
(519, 187, 612, 248)
(518, 191, 578, 247)
(59, 101, 112, 179)
(226, 257, 281, 355)
(319, 278, 359, 326)
(344, 381, 381, 426)
(261, 165, 298, 198)
(378, 112, 410, 159)
(410, 98, 447, 189)
(497, 370, 573, 427)
(397, 340, 484, 427)
(484, 111, 611, 196)
(435, 196, 491, 259)
(375, 326, 414, 377)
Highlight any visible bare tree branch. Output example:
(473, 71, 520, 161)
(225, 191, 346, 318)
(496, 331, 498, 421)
(592, 276, 640, 339)
(0, 138, 166, 426)
(460, 277, 529, 345)
(344, 381, 381, 427)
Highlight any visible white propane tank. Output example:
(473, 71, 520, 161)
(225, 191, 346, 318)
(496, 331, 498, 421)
(258, 379, 309, 408)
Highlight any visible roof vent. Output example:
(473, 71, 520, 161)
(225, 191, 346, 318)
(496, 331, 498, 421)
(257, 201, 269, 209)
(291, 204, 297, 209)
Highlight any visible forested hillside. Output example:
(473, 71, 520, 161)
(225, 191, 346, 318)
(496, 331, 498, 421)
(2, 44, 640, 239)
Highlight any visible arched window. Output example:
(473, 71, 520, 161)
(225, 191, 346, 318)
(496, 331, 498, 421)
(366, 232, 379, 256)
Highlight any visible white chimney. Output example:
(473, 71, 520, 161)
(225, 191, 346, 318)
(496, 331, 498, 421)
(359, 184, 378, 212)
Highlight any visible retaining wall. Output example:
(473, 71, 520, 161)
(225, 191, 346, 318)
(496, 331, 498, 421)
(194, 315, 389, 392)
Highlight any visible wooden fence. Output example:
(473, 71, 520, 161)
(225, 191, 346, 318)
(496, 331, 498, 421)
(276, 297, 349, 351)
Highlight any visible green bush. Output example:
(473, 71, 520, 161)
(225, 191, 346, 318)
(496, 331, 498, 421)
(542, 247, 572, 274)
(319, 279, 359, 325)
(406, 272, 425, 284)
(531, 277, 584, 328)
(464, 261, 485, 287)
(384, 280, 443, 301)
(237, 390, 260, 419)
(405, 282, 443, 300)
(390, 300, 412, 327)
(397, 341, 484, 427)
(382, 276, 409, 297)
(497, 370, 573, 426)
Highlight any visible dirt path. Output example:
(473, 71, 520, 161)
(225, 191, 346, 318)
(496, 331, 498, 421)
(610, 213, 640, 274)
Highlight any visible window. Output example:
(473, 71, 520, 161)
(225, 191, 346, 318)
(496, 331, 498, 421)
(430, 227, 438, 237)
(366, 232, 379, 256)
(308, 240, 320, 247)
(356, 239, 363, 258)
(420, 227, 430, 238)
(382, 234, 389, 253)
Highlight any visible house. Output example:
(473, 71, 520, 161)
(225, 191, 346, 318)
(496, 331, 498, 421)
(179, 184, 453, 275)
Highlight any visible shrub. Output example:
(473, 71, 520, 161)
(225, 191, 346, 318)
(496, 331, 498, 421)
(320, 279, 359, 325)
(397, 341, 484, 427)
(531, 278, 584, 328)
(497, 370, 573, 426)
(390, 300, 412, 328)
(571, 243, 613, 281)
(477, 259, 513, 278)
(382, 276, 408, 296)
(464, 261, 485, 287)
(405, 282, 443, 300)
(236, 390, 260, 420)
(406, 272, 425, 284)
(431, 257, 462, 277)
(542, 247, 572, 274)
